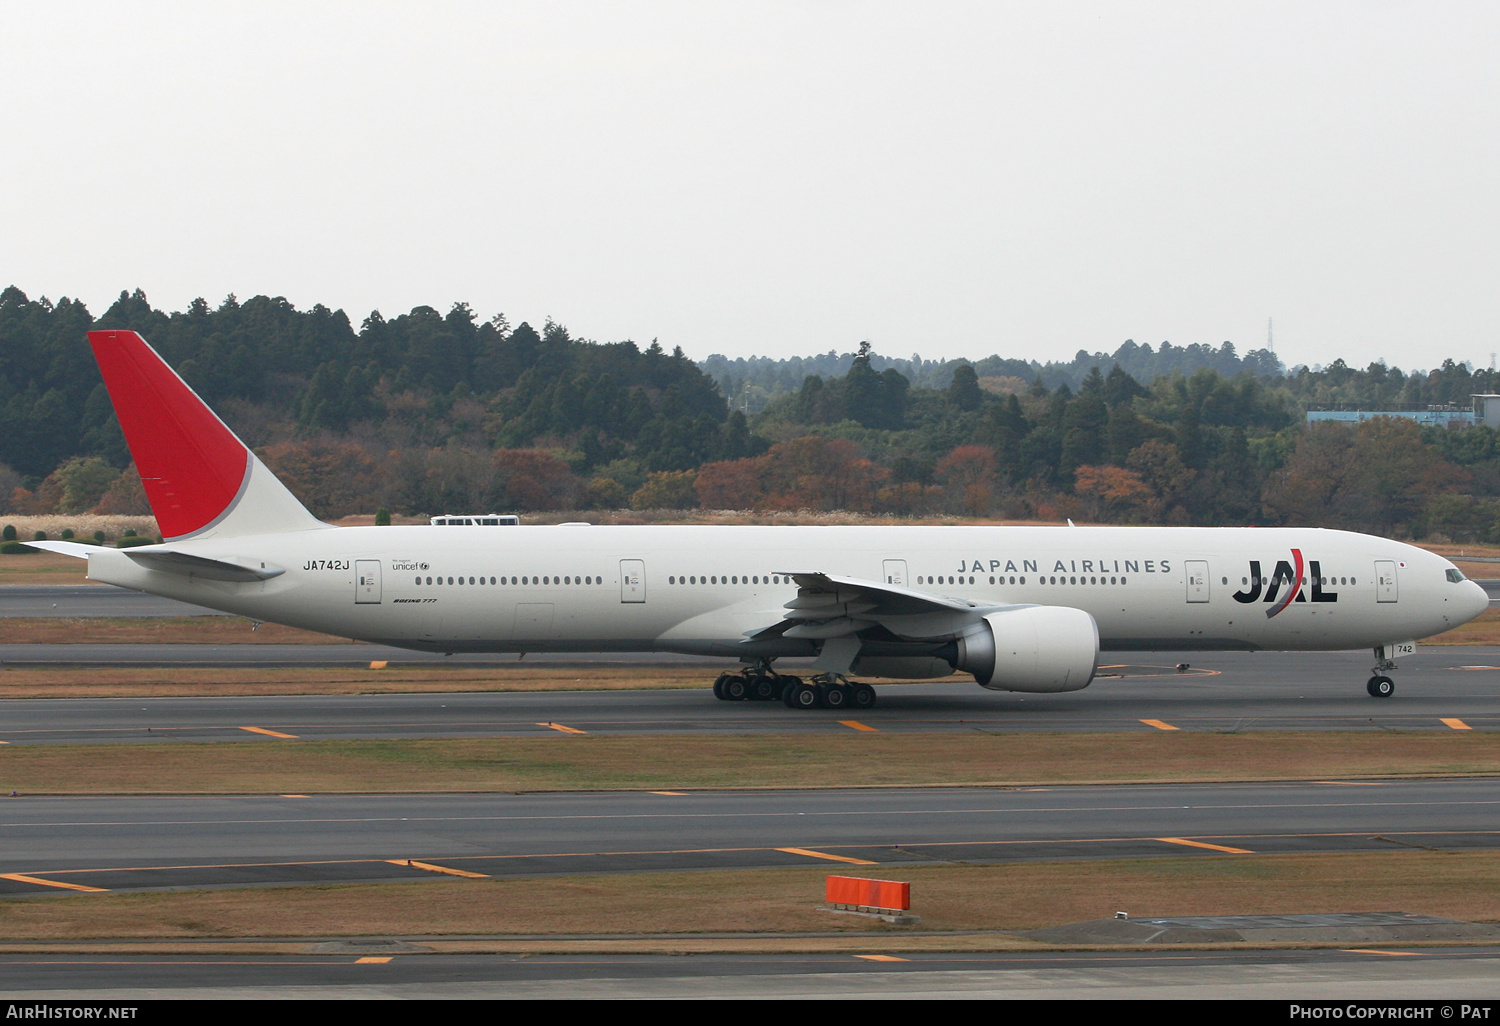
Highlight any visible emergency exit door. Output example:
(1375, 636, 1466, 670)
(883, 559, 908, 586)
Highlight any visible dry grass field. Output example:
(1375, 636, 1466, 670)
(2, 851, 1497, 948)
(2, 732, 1496, 794)
(0, 663, 713, 699)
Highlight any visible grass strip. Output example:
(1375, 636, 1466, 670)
(0, 664, 711, 698)
(1, 851, 1497, 945)
(2, 732, 1498, 794)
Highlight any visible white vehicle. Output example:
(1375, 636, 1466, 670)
(36, 330, 1490, 709)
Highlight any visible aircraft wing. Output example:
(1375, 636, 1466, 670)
(746, 571, 999, 643)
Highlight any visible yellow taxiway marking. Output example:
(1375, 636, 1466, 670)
(238, 726, 298, 739)
(839, 720, 878, 732)
(0, 873, 107, 893)
(368, 661, 388, 670)
(387, 859, 488, 879)
(650, 791, 688, 796)
(355, 956, 392, 963)
(280, 794, 309, 798)
(776, 847, 878, 866)
(1140, 719, 1179, 731)
(1344, 949, 1420, 957)
(1156, 837, 1253, 854)
(1442, 718, 1473, 730)
(855, 955, 909, 962)
(538, 722, 586, 734)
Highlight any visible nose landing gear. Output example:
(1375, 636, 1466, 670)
(1366, 647, 1399, 698)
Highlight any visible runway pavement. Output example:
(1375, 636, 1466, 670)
(4, 947, 1500, 998)
(2, 779, 1496, 896)
(0, 585, 225, 618)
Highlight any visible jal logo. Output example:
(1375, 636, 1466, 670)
(1231, 549, 1338, 618)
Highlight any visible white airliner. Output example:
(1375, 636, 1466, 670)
(34, 330, 1490, 708)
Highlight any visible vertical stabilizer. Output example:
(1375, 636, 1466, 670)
(87, 329, 328, 541)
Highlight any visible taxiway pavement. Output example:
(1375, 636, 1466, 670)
(2, 779, 1495, 896)
(1, 647, 1497, 741)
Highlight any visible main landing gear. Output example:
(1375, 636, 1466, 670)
(712, 662, 877, 710)
(1366, 648, 1398, 698)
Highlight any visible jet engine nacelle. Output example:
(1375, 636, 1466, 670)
(952, 605, 1099, 693)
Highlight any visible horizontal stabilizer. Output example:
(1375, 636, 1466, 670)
(124, 550, 285, 582)
(24, 540, 96, 559)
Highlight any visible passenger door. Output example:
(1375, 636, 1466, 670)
(1375, 560, 1398, 602)
(355, 560, 382, 604)
(1185, 560, 1210, 603)
(620, 559, 646, 603)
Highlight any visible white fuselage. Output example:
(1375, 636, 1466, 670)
(81, 524, 1488, 665)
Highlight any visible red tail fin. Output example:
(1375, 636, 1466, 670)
(88, 330, 323, 540)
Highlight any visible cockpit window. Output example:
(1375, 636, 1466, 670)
(1447, 568, 1467, 583)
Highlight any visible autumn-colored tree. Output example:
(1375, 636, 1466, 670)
(760, 436, 886, 511)
(1074, 465, 1155, 522)
(630, 469, 699, 509)
(260, 440, 383, 519)
(695, 457, 767, 509)
(494, 449, 580, 510)
(1263, 419, 1463, 532)
(935, 445, 998, 516)
(876, 480, 944, 516)
(92, 463, 151, 515)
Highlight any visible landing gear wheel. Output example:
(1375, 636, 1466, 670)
(750, 676, 779, 701)
(724, 675, 749, 701)
(820, 683, 848, 709)
(1367, 675, 1394, 698)
(712, 673, 731, 700)
(850, 682, 877, 709)
(786, 682, 820, 709)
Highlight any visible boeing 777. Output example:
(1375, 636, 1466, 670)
(32, 330, 1491, 708)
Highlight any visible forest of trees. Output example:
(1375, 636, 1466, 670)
(7, 284, 1500, 543)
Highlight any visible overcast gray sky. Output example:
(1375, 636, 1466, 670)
(3, 1, 1497, 370)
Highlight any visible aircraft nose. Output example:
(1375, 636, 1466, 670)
(1465, 580, 1490, 621)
